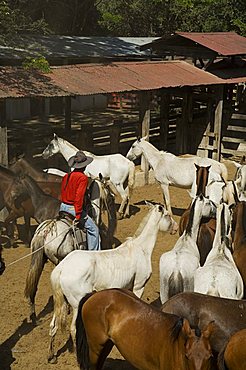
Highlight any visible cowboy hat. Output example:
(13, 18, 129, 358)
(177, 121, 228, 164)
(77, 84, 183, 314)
(68, 150, 93, 169)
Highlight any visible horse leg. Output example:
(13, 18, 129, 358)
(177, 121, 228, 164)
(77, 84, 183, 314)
(48, 313, 58, 363)
(24, 214, 32, 244)
(160, 183, 178, 230)
(69, 307, 78, 352)
(115, 183, 128, 219)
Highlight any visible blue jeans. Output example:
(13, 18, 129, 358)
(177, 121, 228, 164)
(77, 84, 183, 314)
(60, 203, 101, 251)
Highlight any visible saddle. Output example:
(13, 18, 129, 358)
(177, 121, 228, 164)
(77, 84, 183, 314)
(57, 211, 87, 250)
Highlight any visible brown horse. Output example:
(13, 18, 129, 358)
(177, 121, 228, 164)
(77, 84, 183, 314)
(10, 156, 61, 199)
(0, 244, 5, 275)
(179, 165, 216, 266)
(218, 328, 246, 370)
(231, 199, 246, 296)
(76, 288, 214, 370)
(162, 292, 246, 356)
(0, 165, 34, 241)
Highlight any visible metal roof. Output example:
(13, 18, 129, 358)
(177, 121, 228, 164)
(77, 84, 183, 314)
(0, 36, 158, 60)
(0, 61, 225, 98)
(177, 32, 246, 56)
(140, 32, 246, 57)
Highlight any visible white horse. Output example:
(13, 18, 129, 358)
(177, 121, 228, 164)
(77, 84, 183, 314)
(42, 134, 135, 218)
(159, 194, 216, 304)
(194, 203, 244, 299)
(47, 202, 177, 363)
(233, 157, 246, 201)
(126, 137, 228, 218)
(24, 176, 117, 324)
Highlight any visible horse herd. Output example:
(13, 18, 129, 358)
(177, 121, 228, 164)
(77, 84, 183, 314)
(1, 134, 246, 370)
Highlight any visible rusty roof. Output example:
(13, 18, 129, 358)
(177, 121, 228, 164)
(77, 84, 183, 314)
(177, 32, 246, 56)
(0, 60, 245, 99)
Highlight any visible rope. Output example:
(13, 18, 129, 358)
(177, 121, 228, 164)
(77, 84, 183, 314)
(7, 224, 72, 268)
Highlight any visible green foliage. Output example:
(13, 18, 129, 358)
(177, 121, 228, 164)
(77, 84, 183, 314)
(22, 56, 50, 73)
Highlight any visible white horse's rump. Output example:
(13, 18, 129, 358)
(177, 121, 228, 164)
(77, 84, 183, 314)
(194, 203, 244, 299)
(159, 194, 216, 304)
(47, 202, 177, 362)
(42, 134, 135, 218)
(126, 137, 228, 216)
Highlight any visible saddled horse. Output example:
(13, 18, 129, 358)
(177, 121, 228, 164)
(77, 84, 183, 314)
(48, 202, 177, 363)
(231, 200, 246, 296)
(24, 175, 117, 324)
(218, 328, 246, 370)
(42, 133, 135, 218)
(0, 244, 5, 275)
(126, 137, 227, 220)
(75, 288, 214, 370)
(161, 292, 246, 356)
(10, 156, 62, 199)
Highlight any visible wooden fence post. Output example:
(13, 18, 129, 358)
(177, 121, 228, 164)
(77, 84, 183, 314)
(159, 90, 169, 150)
(213, 85, 224, 161)
(139, 91, 151, 184)
(110, 119, 122, 153)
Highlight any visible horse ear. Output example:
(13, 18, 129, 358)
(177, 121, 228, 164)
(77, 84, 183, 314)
(53, 133, 58, 140)
(137, 136, 141, 142)
(145, 200, 153, 207)
(240, 155, 246, 165)
(99, 173, 103, 181)
(181, 318, 192, 338)
(233, 161, 241, 169)
(202, 321, 216, 339)
(194, 163, 199, 170)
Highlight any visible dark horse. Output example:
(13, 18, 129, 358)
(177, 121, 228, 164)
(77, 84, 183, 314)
(76, 288, 214, 370)
(0, 244, 5, 275)
(162, 292, 246, 356)
(0, 165, 34, 241)
(179, 165, 216, 266)
(10, 156, 62, 199)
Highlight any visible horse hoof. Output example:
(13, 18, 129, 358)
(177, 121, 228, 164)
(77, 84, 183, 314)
(117, 212, 124, 220)
(48, 355, 57, 364)
(30, 313, 37, 326)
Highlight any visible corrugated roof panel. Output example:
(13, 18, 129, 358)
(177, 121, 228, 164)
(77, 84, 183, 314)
(177, 32, 246, 56)
(0, 60, 245, 99)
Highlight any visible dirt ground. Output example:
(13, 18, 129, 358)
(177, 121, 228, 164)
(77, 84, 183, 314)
(0, 160, 236, 370)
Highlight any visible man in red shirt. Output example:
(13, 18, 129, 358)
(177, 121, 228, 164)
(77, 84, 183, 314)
(60, 150, 101, 250)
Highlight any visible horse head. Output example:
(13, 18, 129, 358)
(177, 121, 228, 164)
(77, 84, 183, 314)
(183, 320, 214, 370)
(42, 133, 60, 159)
(145, 201, 178, 234)
(126, 137, 146, 161)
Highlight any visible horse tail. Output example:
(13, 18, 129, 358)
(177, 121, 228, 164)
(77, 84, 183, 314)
(51, 266, 67, 332)
(170, 317, 184, 342)
(24, 232, 47, 309)
(128, 161, 135, 192)
(76, 292, 95, 370)
(217, 344, 228, 370)
(168, 271, 184, 299)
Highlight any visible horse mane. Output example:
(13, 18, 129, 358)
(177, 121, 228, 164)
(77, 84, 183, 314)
(133, 210, 151, 237)
(170, 317, 184, 342)
(0, 164, 16, 177)
(76, 292, 95, 370)
(185, 198, 196, 236)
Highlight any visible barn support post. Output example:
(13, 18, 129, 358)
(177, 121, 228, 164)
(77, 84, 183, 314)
(176, 89, 192, 154)
(139, 91, 151, 184)
(0, 99, 9, 222)
(159, 90, 169, 150)
(110, 119, 122, 153)
(0, 99, 8, 166)
(212, 85, 224, 161)
(64, 96, 72, 134)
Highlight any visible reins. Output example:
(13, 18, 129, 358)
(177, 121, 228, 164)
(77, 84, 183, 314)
(6, 222, 74, 269)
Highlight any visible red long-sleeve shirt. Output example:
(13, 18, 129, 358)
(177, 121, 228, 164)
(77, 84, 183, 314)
(61, 171, 88, 219)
